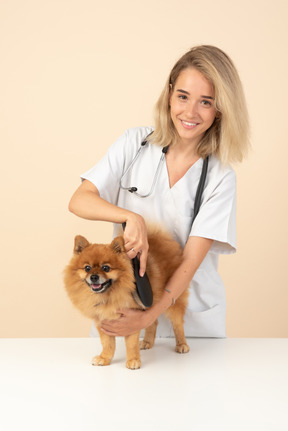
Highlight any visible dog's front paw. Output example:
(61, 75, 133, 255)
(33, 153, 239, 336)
(92, 355, 111, 366)
(175, 343, 190, 354)
(126, 358, 141, 370)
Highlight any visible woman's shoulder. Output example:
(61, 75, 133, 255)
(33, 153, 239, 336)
(108, 126, 155, 161)
(123, 126, 154, 142)
(208, 154, 236, 185)
(112, 126, 154, 151)
(209, 154, 235, 173)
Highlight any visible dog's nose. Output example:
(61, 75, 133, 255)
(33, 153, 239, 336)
(90, 274, 99, 283)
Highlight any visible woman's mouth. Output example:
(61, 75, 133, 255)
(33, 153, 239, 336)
(181, 120, 199, 129)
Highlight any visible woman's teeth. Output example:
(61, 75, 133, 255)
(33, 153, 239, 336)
(182, 121, 197, 126)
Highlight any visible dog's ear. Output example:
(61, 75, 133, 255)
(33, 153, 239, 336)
(110, 236, 125, 254)
(74, 235, 90, 254)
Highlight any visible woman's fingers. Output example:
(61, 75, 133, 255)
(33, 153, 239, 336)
(138, 249, 148, 277)
(101, 308, 144, 336)
(126, 248, 147, 277)
(123, 215, 149, 276)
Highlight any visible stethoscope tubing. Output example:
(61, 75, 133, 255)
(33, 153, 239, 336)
(192, 156, 209, 223)
(119, 134, 209, 223)
(119, 140, 168, 198)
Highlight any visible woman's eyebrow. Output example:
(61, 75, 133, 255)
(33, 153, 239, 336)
(176, 89, 190, 95)
(176, 89, 214, 99)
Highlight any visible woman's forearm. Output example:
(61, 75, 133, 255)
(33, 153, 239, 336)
(69, 180, 132, 223)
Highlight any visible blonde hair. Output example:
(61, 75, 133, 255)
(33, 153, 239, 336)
(151, 45, 250, 164)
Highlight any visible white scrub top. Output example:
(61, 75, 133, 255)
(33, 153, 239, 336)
(81, 126, 237, 338)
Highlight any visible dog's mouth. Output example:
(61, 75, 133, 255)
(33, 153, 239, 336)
(86, 279, 112, 293)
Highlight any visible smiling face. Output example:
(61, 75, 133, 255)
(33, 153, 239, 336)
(169, 68, 217, 149)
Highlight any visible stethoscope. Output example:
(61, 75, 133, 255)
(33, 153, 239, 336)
(119, 134, 209, 223)
(120, 135, 168, 198)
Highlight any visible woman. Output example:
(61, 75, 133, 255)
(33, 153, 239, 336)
(69, 45, 249, 338)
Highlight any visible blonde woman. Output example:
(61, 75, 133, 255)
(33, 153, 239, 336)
(69, 45, 249, 338)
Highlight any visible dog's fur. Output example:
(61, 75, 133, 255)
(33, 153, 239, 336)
(64, 226, 189, 369)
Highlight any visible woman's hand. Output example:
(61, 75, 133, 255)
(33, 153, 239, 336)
(69, 181, 149, 276)
(123, 214, 149, 276)
(100, 308, 152, 337)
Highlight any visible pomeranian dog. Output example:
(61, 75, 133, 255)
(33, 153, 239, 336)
(64, 226, 190, 369)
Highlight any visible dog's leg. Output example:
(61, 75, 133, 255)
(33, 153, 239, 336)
(91, 325, 116, 366)
(140, 320, 158, 350)
(165, 306, 190, 353)
(125, 332, 141, 370)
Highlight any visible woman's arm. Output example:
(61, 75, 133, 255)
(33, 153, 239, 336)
(69, 180, 149, 275)
(100, 235, 213, 336)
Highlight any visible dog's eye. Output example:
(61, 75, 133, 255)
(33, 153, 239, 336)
(84, 265, 92, 273)
(102, 265, 110, 273)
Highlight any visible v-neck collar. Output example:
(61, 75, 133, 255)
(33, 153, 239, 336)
(163, 155, 203, 190)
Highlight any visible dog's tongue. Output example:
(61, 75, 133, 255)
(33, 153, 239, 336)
(92, 284, 101, 290)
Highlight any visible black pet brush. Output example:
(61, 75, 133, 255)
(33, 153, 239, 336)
(122, 223, 153, 308)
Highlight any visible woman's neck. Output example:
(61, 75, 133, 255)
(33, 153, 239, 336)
(168, 139, 199, 162)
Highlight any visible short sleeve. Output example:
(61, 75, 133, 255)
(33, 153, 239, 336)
(190, 169, 237, 254)
(81, 129, 131, 205)
(80, 127, 153, 205)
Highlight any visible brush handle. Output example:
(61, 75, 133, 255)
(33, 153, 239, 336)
(121, 222, 153, 308)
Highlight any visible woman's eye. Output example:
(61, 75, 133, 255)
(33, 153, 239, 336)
(178, 95, 187, 100)
(84, 265, 91, 273)
(102, 265, 111, 273)
(201, 99, 212, 107)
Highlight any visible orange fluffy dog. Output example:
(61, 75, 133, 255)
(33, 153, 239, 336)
(64, 227, 189, 369)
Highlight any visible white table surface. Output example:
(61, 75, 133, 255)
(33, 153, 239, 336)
(0, 337, 287, 431)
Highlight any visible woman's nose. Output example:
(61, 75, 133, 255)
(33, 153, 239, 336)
(186, 101, 198, 116)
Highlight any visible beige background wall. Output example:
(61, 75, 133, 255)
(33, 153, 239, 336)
(1, 0, 287, 338)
